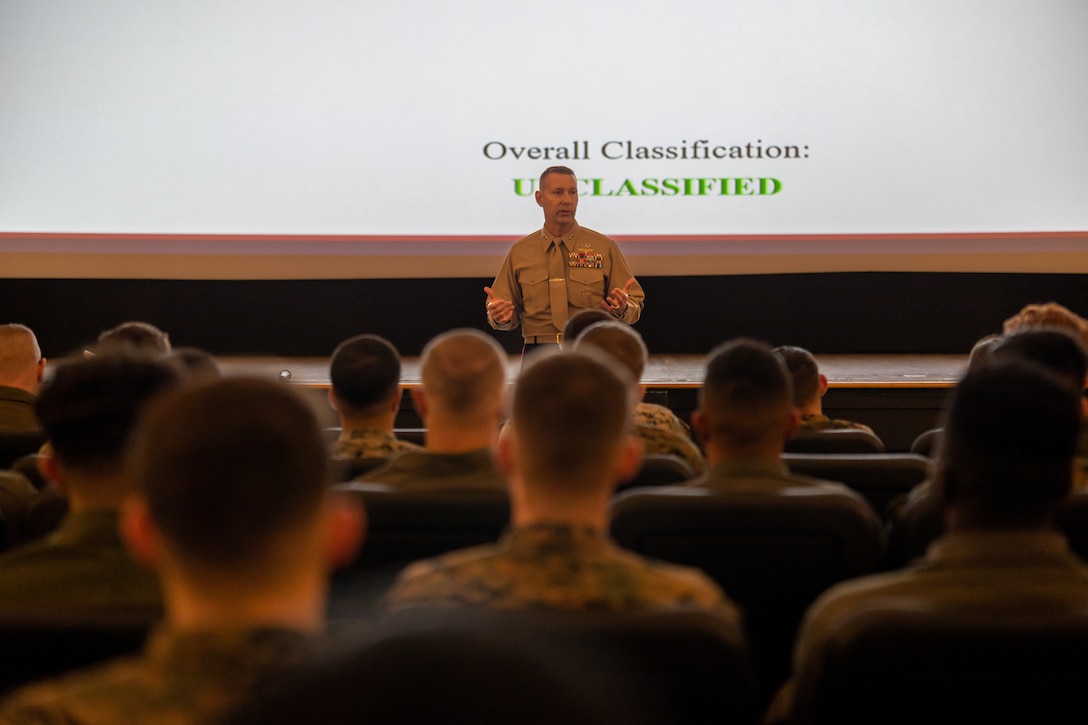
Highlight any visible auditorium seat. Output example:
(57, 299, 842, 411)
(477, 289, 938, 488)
(329, 456, 389, 482)
(231, 606, 759, 725)
(909, 427, 943, 457)
(327, 483, 509, 618)
(784, 429, 885, 454)
(0, 614, 151, 695)
(610, 486, 883, 705)
(782, 453, 931, 521)
(789, 605, 1088, 725)
(891, 490, 1088, 569)
(616, 454, 695, 493)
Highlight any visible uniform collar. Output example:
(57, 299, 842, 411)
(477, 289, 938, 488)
(539, 222, 581, 250)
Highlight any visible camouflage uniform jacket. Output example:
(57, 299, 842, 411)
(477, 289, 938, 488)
(634, 402, 691, 438)
(799, 413, 875, 436)
(636, 425, 706, 475)
(0, 627, 316, 725)
(384, 523, 739, 618)
(358, 448, 506, 492)
(329, 427, 422, 461)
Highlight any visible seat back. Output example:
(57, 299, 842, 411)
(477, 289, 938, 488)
(233, 606, 759, 725)
(791, 606, 1088, 725)
(0, 429, 47, 470)
(616, 454, 695, 493)
(909, 426, 943, 457)
(328, 484, 509, 617)
(610, 486, 883, 703)
(782, 453, 931, 520)
(784, 429, 885, 454)
(0, 614, 152, 696)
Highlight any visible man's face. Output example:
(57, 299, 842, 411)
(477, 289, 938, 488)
(535, 172, 578, 230)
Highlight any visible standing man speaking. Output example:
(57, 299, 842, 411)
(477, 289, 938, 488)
(485, 166, 645, 348)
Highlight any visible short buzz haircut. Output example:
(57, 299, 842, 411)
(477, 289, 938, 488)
(699, 339, 794, 445)
(128, 378, 328, 569)
(938, 360, 1081, 524)
(0, 323, 41, 380)
(773, 346, 821, 408)
(36, 355, 180, 473)
(990, 327, 1088, 391)
(97, 321, 171, 356)
(562, 309, 613, 343)
(573, 321, 648, 381)
(512, 349, 634, 484)
(1003, 302, 1088, 349)
(540, 166, 575, 188)
(330, 334, 402, 413)
(420, 329, 507, 419)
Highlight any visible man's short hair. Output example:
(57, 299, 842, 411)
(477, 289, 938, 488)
(128, 378, 328, 569)
(36, 355, 180, 473)
(573, 321, 648, 381)
(967, 334, 1003, 372)
(0, 323, 41, 382)
(938, 360, 1081, 524)
(539, 166, 575, 188)
(166, 347, 222, 382)
(420, 329, 507, 419)
(1003, 302, 1088, 348)
(699, 339, 794, 444)
(562, 309, 613, 343)
(772, 346, 820, 408)
(97, 321, 171, 356)
(990, 327, 1088, 391)
(512, 349, 634, 483)
(330, 335, 402, 413)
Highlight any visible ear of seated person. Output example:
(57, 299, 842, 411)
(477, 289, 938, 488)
(0, 378, 364, 723)
(380, 348, 738, 619)
(355, 330, 508, 492)
(777, 359, 1088, 724)
(773, 345, 878, 436)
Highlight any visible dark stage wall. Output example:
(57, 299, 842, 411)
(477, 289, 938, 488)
(4, 272, 1087, 358)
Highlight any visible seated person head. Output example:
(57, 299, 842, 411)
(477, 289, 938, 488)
(990, 326, 1088, 393)
(416, 329, 507, 427)
(96, 321, 172, 357)
(503, 348, 640, 498)
(937, 359, 1082, 530)
(572, 321, 648, 384)
(1003, 302, 1088, 349)
(166, 347, 222, 383)
(35, 355, 180, 500)
(329, 334, 403, 420)
(772, 345, 824, 411)
(0, 323, 45, 394)
(562, 309, 614, 344)
(694, 339, 798, 457)
(124, 378, 362, 601)
(967, 334, 1003, 372)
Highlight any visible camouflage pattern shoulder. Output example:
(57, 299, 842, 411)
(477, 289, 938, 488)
(330, 428, 422, 461)
(799, 414, 875, 435)
(0, 628, 314, 725)
(636, 425, 706, 475)
(634, 402, 691, 438)
(384, 525, 737, 620)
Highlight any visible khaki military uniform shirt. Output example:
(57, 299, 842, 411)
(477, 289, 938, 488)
(330, 427, 422, 461)
(384, 523, 737, 617)
(0, 386, 37, 431)
(487, 223, 645, 341)
(0, 627, 314, 725)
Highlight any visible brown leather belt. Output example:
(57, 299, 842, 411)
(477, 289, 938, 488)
(524, 334, 563, 345)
